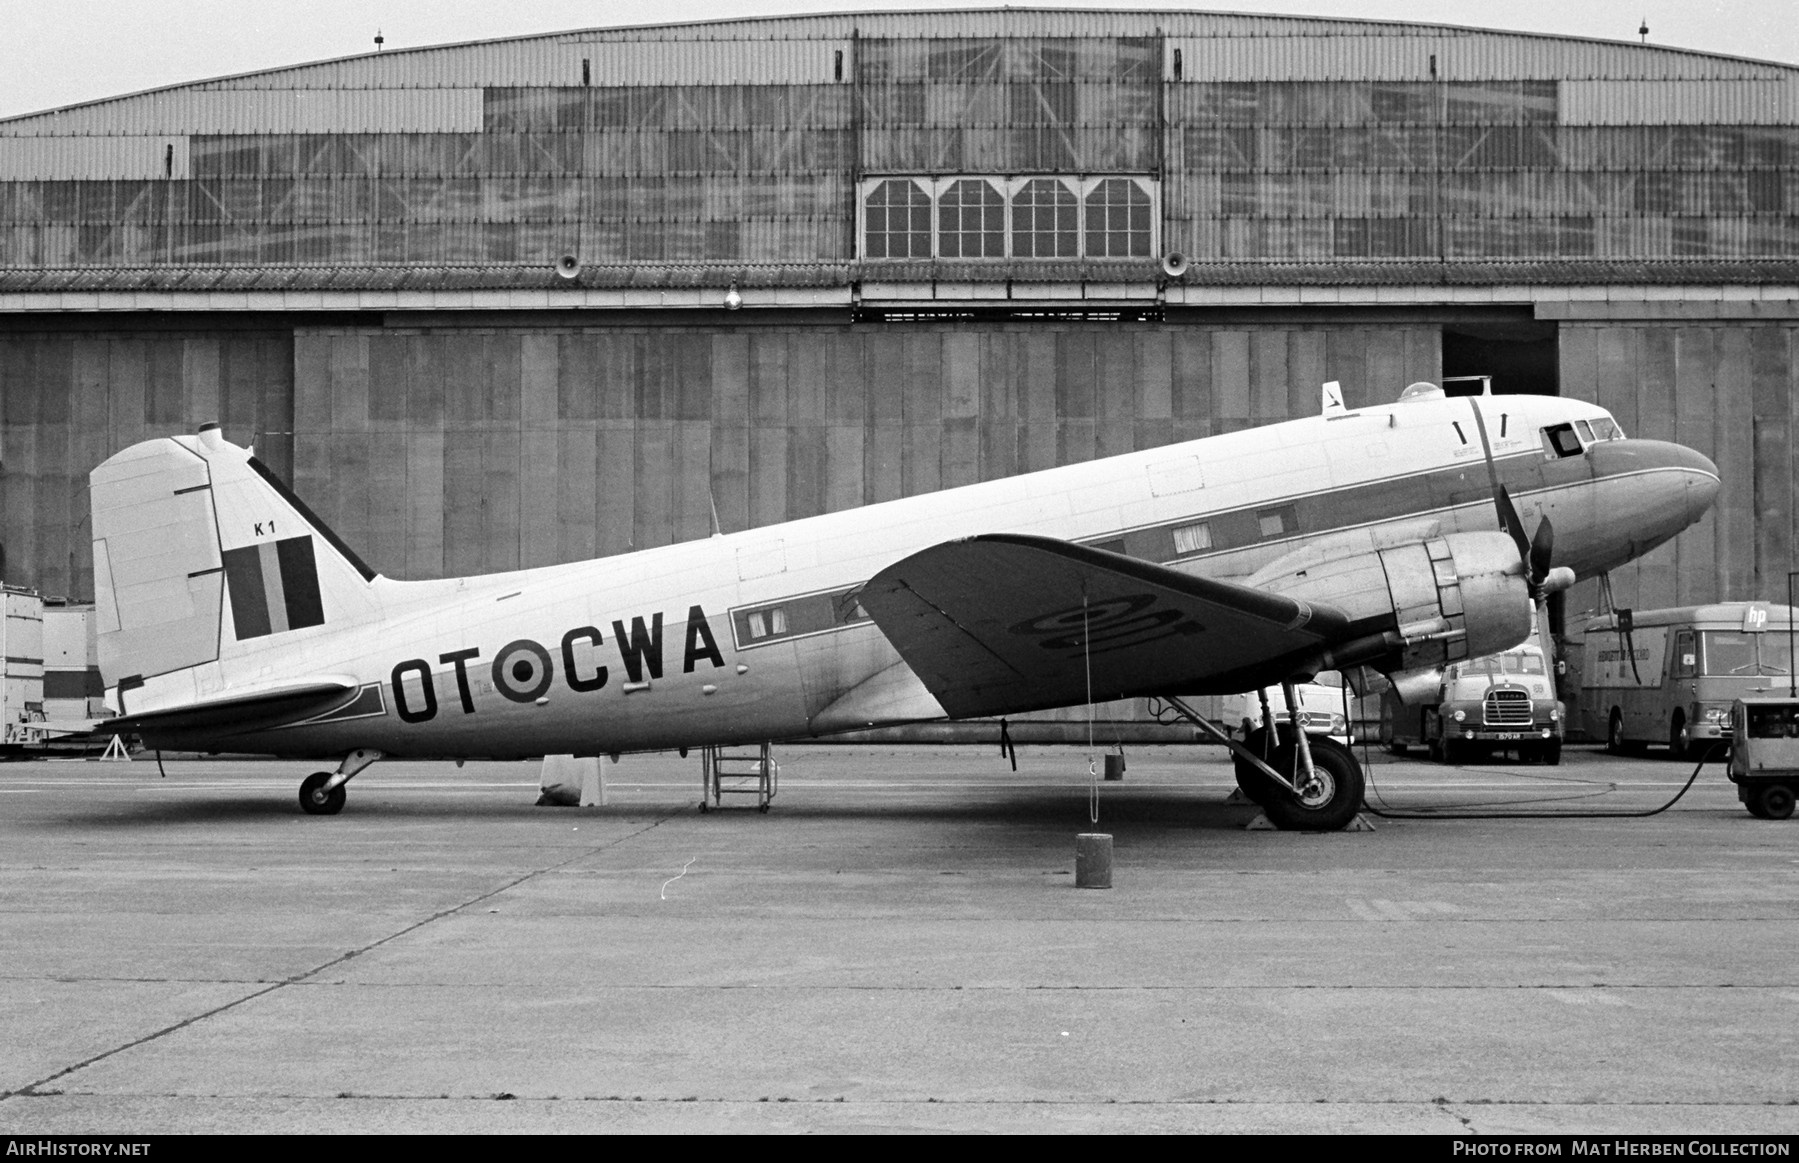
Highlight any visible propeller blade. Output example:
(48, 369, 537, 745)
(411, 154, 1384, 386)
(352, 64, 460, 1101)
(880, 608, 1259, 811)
(1495, 485, 1533, 574)
(1529, 514, 1555, 584)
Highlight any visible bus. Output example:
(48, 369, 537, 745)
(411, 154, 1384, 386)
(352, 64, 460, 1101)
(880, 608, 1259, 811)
(1575, 602, 1798, 759)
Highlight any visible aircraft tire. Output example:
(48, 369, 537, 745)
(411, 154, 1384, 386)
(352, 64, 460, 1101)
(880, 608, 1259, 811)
(299, 772, 346, 816)
(1258, 736, 1365, 832)
(1755, 782, 1796, 821)
(1231, 726, 1282, 807)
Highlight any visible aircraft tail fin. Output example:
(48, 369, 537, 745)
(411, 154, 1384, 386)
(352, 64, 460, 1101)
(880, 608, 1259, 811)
(91, 424, 380, 692)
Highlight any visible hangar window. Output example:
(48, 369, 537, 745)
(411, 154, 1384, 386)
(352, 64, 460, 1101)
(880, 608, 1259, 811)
(938, 179, 1005, 258)
(1085, 177, 1153, 258)
(860, 176, 1159, 260)
(1013, 178, 1080, 257)
(863, 179, 932, 259)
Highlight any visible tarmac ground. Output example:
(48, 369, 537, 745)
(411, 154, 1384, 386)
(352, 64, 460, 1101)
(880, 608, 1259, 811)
(0, 742, 1795, 1135)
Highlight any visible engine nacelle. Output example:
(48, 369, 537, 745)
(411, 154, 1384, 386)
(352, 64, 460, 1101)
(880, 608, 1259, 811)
(1247, 531, 1535, 673)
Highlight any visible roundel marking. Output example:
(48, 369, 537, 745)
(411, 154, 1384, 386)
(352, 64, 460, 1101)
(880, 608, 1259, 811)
(491, 639, 554, 703)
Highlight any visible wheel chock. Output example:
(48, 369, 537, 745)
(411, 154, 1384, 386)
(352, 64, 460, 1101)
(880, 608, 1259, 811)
(1245, 812, 1376, 832)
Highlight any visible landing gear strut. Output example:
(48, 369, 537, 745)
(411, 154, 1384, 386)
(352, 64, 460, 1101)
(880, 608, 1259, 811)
(1157, 692, 1366, 831)
(299, 748, 383, 816)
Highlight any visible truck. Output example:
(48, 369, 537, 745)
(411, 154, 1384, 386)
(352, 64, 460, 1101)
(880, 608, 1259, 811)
(1380, 637, 1563, 765)
(1574, 603, 1795, 760)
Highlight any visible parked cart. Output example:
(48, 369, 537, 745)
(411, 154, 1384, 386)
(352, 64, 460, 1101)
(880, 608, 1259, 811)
(1727, 698, 1799, 819)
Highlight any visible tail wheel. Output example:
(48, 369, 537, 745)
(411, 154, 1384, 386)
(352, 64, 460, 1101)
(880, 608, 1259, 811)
(1755, 783, 1796, 821)
(299, 772, 346, 816)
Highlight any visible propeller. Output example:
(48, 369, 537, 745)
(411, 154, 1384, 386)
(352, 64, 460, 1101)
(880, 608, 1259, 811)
(1496, 484, 1575, 694)
(1496, 485, 1572, 599)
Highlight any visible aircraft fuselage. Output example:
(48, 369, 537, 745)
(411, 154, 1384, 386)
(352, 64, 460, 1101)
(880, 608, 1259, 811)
(112, 391, 1718, 759)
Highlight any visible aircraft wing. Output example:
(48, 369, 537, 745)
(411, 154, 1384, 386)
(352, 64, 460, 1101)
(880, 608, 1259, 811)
(859, 534, 1351, 719)
(101, 680, 360, 737)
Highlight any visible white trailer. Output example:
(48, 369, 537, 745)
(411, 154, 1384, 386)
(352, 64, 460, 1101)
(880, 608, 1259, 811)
(2, 587, 45, 746)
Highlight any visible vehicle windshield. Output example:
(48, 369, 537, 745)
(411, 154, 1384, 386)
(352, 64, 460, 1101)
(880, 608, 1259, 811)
(1700, 631, 1793, 676)
(1454, 652, 1544, 677)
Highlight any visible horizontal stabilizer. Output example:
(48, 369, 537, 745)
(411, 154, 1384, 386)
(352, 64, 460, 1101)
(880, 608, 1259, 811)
(101, 680, 359, 737)
(860, 534, 1350, 719)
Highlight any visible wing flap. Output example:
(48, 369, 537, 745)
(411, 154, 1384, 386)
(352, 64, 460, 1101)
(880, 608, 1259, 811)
(860, 534, 1350, 719)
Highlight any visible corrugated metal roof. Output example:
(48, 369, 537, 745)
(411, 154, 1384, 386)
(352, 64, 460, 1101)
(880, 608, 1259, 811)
(0, 263, 854, 292)
(1168, 34, 1793, 83)
(0, 136, 190, 180)
(1171, 258, 1799, 285)
(2, 258, 1796, 294)
(1561, 80, 1799, 125)
(1, 90, 483, 137)
(2, 9, 1794, 131)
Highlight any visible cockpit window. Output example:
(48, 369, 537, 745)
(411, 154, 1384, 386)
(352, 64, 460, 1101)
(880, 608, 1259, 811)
(1589, 415, 1623, 441)
(1541, 423, 1584, 458)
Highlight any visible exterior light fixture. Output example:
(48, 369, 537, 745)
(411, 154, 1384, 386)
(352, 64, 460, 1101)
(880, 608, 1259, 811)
(724, 283, 743, 310)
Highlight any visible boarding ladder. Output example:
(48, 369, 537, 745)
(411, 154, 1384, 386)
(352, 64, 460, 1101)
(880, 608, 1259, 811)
(699, 743, 777, 813)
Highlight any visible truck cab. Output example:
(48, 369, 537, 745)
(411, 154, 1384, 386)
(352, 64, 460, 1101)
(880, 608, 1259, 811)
(1384, 642, 1564, 765)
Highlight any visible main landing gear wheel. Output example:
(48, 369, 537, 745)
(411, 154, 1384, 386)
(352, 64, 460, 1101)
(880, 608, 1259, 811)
(299, 772, 346, 816)
(1232, 726, 1284, 807)
(1232, 732, 1365, 831)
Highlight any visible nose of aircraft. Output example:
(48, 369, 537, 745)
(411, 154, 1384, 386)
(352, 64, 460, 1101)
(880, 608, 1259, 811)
(1588, 437, 1721, 533)
(1680, 444, 1722, 525)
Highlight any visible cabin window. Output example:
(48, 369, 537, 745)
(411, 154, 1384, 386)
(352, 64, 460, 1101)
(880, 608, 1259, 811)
(832, 590, 871, 625)
(1172, 522, 1212, 555)
(1256, 505, 1297, 539)
(1541, 423, 1584, 458)
(1092, 538, 1128, 556)
(746, 607, 789, 641)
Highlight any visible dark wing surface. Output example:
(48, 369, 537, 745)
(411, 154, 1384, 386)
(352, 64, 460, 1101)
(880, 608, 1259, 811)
(859, 534, 1351, 719)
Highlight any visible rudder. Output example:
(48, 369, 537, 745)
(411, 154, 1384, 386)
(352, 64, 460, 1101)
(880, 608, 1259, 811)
(91, 424, 380, 688)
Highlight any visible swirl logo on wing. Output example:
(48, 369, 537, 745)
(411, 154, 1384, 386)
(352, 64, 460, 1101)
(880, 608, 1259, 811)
(1008, 593, 1204, 657)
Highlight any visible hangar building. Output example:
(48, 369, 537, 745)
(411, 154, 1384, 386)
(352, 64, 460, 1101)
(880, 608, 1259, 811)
(1, 8, 1796, 636)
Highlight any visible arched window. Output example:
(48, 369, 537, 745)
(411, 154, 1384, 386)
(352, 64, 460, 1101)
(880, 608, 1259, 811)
(863, 179, 932, 259)
(1085, 178, 1152, 257)
(1012, 178, 1078, 258)
(937, 179, 1005, 258)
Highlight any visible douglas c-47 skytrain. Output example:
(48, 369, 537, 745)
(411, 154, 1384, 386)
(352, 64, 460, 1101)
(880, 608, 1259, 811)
(89, 381, 1718, 830)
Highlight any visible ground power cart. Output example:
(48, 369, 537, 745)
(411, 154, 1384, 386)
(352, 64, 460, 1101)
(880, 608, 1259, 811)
(1728, 698, 1799, 819)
